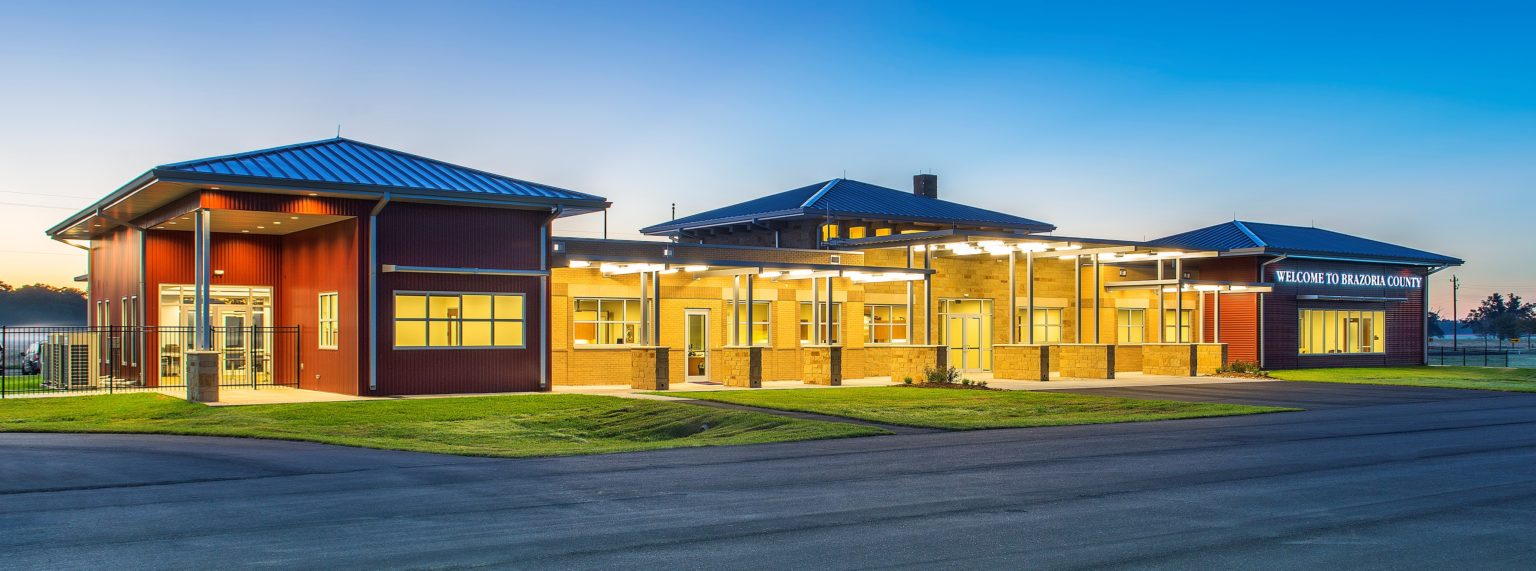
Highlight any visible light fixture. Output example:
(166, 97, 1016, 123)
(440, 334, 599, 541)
(272, 221, 282, 225)
(1230, 285, 1247, 291)
(913, 244, 927, 252)
(209, 186, 221, 190)
(660, 268, 679, 274)
(683, 265, 709, 272)
(307, 192, 319, 197)
(759, 271, 782, 279)
(1058, 254, 1078, 260)
(257, 226, 265, 229)
(168, 222, 177, 225)
(290, 216, 299, 220)
(241, 230, 250, 233)
(568, 260, 591, 268)
(789, 269, 814, 277)
(1118, 269, 1128, 277)
(1054, 245, 1082, 252)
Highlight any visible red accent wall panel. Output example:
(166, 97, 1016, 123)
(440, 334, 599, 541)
(1190, 257, 1260, 363)
(279, 219, 363, 395)
(377, 202, 547, 270)
(89, 226, 143, 379)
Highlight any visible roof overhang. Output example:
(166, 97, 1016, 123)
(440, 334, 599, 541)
(831, 229, 1222, 261)
(48, 170, 611, 241)
(1214, 249, 1463, 268)
(640, 209, 1056, 236)
(1105, 279, 1275, 294)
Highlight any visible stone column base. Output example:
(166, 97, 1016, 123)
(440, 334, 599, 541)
(1195, 343, 1228, 376)
(802, 345, 843, 386)
(1142, 344, 1198, 376)
(1058, 344, 1115, 379)
(719, 346, 763, 388)
(185, 350, 220, 403)
(629, 347, 670, 390)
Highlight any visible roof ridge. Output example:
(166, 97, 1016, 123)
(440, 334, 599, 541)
(799, 178, 841, 208)
(1231, 220, 1267, 247)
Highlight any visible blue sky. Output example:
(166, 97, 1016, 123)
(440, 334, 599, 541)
(1, 1, 1531, 314)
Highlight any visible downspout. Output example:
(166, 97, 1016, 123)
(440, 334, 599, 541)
(368, 192, 391, 392)
(543, 206, 561, 390)
(1257, 255, 1288, 368)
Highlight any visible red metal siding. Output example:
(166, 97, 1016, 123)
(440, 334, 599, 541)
(201, 190, 374, 217)
(1191, 258, 1260, 364)
(280, 219, 363, 395)
(89, 226, 143, 379)
(374, 203, 551, 394)
(1261, 260, 1427, 369)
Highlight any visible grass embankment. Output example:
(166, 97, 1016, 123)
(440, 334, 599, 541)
(1272, 366, 1536, 393)
(660, 386, 1294, 430)
(0, 393, 886, 457)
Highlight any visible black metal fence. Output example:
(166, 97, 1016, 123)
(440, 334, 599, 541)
(0, 326, 299, 398)
(1429, 346, 1512, 368)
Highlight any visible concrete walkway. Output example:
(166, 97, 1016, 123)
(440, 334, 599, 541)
(554, 372, 1269, 399)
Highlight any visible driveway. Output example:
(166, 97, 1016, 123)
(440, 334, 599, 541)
(4, 381, 1536, 569)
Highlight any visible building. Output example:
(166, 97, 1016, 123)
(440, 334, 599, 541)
(48, 138, 1462, 396)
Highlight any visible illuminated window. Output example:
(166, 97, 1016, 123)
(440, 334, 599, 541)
(820, 224, 841, 240)
(318, 292, 339, 349)
(394, 292, 525, 348)
(1116, 309, 1145, 344)
(799, 302, 842, 344)
(847, 226, 867, 239)
(1163, 309, 1194, 343)
(727, 301, 772, 345)
(572, 298, 640, 345)
(1018, 308, 1063, 343)
(874, 228, 893, 237)
(865, 304, 909, 344)
(1299, 309, 1385, 354)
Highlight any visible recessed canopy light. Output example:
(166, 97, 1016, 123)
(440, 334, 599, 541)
(257, 226, 265, 229)
(290, 216, 299, 220)
(209, 186, 221, 190)
(168, 222, 177, 225)
(307, 193, 318, 197)
(241, 230, 249, 233)
(272, 221, 281, 225)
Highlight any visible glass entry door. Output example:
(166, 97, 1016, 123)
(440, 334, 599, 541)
(685, 310, 709, 382)
(941, 299, 993, 371)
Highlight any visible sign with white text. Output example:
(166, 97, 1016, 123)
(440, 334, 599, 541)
(1273, 270, 1422, 288)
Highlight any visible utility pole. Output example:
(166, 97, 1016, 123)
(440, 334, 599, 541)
(1451, 275, 1460, 350)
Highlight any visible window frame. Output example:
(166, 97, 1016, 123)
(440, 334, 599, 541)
(392, 291, 527, 350)
(571, 297, 642, 347)
(1016, 307, 1064, 344)
(1116, 308, 1146, 345)
(1162, 308, 1195, 343)
(318, 291, 340, 350)
(799, 301, 843, 345)
(1298, 308, 1386, 355)
(727, 300, 773, 346)
(864, 303, 911, 345)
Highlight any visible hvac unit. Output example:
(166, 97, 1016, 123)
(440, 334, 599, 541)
(42, 332, 99, 390)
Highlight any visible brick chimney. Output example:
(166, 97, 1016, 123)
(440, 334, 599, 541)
(913, 174, 938, 199)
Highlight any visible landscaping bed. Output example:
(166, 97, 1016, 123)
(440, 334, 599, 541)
(1271, 366, 1536, 393)
(660, 386, 1294, 430)
(0, 393, 886, 457)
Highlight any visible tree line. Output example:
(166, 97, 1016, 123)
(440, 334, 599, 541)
(0, 282, 87, 326)
(1433, 292, 1536, 341)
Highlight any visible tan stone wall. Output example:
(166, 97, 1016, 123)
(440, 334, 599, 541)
(994, 344, 1050, 382)
(883, 345, 945, 383)
(629, 347, 670, 390)
(1142, 344, 1198, 376)
(1114, 345, 1143, 372)
(1058, 344, 1115, 379)
(802, 345, 843, 385)
(1196, 343, 1228, 375)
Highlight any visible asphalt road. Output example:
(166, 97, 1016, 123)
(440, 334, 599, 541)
(5, 381, 1536, 570)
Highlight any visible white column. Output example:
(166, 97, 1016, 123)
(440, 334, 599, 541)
(194, 208, 212, 350)
(1026, 249, 1035, 344)
(1008, 251, 1017, 344)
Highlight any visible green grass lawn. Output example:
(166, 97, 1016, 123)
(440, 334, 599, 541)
(0, 393, 886, 457)
(1, 374, 43, 392)
(1271, 366, 1536, 393)
(658, 387, 1294, 430)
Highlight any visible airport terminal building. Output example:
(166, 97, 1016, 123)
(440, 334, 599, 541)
(47, 138, 1462, 395)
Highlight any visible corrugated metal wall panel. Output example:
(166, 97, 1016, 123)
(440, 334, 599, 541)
(201, 190, 374, 217)
(1262, 260, 1426, 369)
(280, 219, 362, 395)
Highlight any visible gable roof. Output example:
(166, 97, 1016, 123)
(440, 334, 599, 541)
(640, 178, 1054, 235)
(158, 137, 607, 204)
(1149, 221, 1461, 266)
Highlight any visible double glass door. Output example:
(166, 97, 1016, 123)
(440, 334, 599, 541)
(941, 299, 993, 371)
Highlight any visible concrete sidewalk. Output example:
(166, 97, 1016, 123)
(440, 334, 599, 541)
(554, 372, 1270, 399)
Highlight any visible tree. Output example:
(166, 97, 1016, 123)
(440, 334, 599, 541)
(1427, 310, 1446, 338)
(0, 282, 87, 326)
(1463, 293, 1536, 341)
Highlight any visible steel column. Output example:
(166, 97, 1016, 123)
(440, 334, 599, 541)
(1175, 258, 1184, 343)
(1074, 255, 1082, 343)
(1092, 255, 1101, 344)
(731, 275, 741, 346)
(1026, 250, 1035, 344)
(745, 274, 755, 347)
(1008, 251, 1017, 344)
(194, 208, 211, 350)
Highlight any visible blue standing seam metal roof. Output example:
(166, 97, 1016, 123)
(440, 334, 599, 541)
(1149, 221, 1462, 266)
(640, 178, 1055, 235)
(157, 137, 607, 203)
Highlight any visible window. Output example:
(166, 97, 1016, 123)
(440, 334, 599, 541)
(318, 292, 339, 349)
(1299, 309, 1385, 354)
(874, 228, 893, 237)
(728, 301, 772, 345)
(1116, 309, 1145, 344)
(799, 302, 842, 344)
(847, 226, 868, 239)
(1016, 308, 1063, 343)
(394, 292, 525, 348)
(865, 304, 909, 344)
(820, 224, 840, 241)
(1163, 309, 1194, 343)
(572, 298, 640, 345)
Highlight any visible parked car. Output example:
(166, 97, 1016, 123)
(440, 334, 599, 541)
(21, 342, 41, 375)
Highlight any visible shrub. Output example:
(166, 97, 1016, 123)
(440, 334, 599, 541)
(903, 377, 913, 385)
(923, 365, 962, 385)
(1218, 360, 1265, 375)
